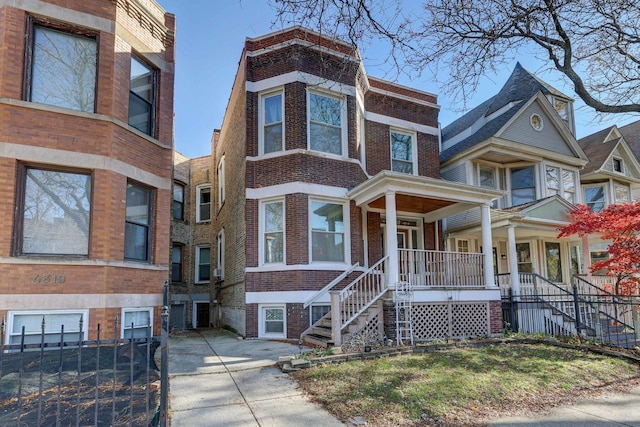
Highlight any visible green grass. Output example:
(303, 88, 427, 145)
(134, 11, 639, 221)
(292, 342, 640, 426)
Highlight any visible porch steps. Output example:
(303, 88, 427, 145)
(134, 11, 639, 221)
(302, 303, 384, 349)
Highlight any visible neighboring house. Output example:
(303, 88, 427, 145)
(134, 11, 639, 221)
(575, 124, 640, 273)
(170, 151, 214, 330)
(0, 1, 175, 343)
(440, 63, 590, 294)
(212, 27, 503, 345)
(616, 120, 640, 202)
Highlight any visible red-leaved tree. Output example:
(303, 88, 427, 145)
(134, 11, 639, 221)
(558, 202, 640, 296)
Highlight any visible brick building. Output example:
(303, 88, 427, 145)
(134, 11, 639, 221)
(170, 150, 214, 330)
(0, 0, 175, 343)
(212, 27, 503, 345)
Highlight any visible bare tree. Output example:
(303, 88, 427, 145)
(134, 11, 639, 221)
(271, 0, 640, 113)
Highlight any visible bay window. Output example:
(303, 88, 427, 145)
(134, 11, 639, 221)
(546, 166, 576, 203)
(584, 186, 605, 212)
(129, 55, 156, 135)
(262, 200, 284, 264)
(125, 182, 152, 262)
(511, 166, 535, 206)
(260, 91, 284, 154)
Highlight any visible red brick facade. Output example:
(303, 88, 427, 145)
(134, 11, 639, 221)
(212, 27, 500, 340)
(0, 1, 174, 341)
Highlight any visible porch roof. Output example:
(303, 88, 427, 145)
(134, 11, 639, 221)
(346, 171, 503, 221)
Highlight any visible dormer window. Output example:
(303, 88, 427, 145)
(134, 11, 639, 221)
(553, 98, 568, 123)
(613, 157, 623, 173)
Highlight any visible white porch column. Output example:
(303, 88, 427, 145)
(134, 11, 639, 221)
(582, 235, 592, 278)
(385, 191, 399, 286)
(480, 204, 496, 288)
(507, 225, 520, 296)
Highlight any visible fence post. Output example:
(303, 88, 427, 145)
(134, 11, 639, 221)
(508, 288, 517, 332)
(572, 284, 581, 336)
(633, 303, 640, 340)
(593, 302, 602, 343)
(160, 281, 169, 427)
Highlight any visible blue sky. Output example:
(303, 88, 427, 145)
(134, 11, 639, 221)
(157, 0, 639, 159)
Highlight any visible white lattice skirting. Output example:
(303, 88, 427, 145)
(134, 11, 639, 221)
(412, 302, 490, 340)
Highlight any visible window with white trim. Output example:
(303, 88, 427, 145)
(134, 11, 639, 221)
(196, 185, 211, 223)
(308, 91, 344, 155)
(584, 185, 606, 212)
(19, 166, 91, 256)
(615, 184, 630, 203)
(456, 239, 470, 253)
(310, 200, 345, 262)
(259, 305, 286, 338)
(546, 166, 576, 203)
(261, 199, 284, 264)
(613, 157, 624, 173)
(29, 24, 97, 112)
(217, 156, 225, 208)
(260, 90, 284, 154)
(122, 308, 152, 338)
(216, 229, 225, 279)
(390, 130, 415, 174)
(8, 310, 87, 345)
(195, 245, 211, 283)
(510, 166, 536, 206)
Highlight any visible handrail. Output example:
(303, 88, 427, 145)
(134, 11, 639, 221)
(337, 256, 389, 332)
(303, 262, 360, 309)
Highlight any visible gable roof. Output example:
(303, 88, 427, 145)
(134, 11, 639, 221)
(578, 126, 620, 175)
(441, 63, 572, 162)
(619, 120, 640, 160)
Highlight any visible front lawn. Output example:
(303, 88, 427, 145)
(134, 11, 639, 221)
(291, 342, 640, 426)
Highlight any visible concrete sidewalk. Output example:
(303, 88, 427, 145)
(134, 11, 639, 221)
(488, 385, 640, 426)
(168, 328, 344, 426)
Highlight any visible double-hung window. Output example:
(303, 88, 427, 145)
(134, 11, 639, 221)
(310, 200, 345, 262)
(510, 166, 535, 206)
(29, 24, 97, 112)
(171, 245, 183, 282)
(584, 185, 605, 212)
(308, 91, 344, 155)
(129, 55, 156, 135)
(172, 183, 184, 220)
(122, 308, 152, 338)
(124, 182, 152, 262)
(260, 91, 283, 154)
(613, 157, 624, 173)
(20, 167, 91, 256)
(8, 310, 87, 345)
(262, 200, 284, 264)
(195, 246, 211, 283)
(196, 185, 211, 222)
(546, 166, 576, 203)
(390, 130, 415, 174)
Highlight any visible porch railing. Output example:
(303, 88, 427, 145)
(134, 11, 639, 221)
(399, 249, 485, 288)
(330, 256, 388, 345)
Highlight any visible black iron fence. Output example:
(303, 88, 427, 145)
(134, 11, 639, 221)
(1, 282, 170, 427)
(501, 273, 640, 349)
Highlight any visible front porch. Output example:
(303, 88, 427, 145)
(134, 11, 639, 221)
(302, 248, 502, 348)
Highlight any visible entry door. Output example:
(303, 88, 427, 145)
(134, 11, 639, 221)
(195, 302, 210, 328)
(397, 228, 419, 284)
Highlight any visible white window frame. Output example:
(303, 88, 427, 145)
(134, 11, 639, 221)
(309, 198, 350, 265)
(121, 307, 153, 339)
(612, 157, 624, 174)
(259, 89, 284, 155)
(310, 304, 331, 325)
(217, 156, 225, 208)
(6, 310, 89, 345)
(545, 165, 577, 203)
(195, 245, 211, 283)
(509, 165, 537, 206)
(389, 128, 417, 175)
(196, 185, 211, 223)
(614, 183, 630, 203)
(307, 89, 347, 157)
(216, 229, 225, 279)
(259, 198, 285, 266)
(456, 239, 470, 253)
(258, 304, 286, 338)
(583, 184, 607, 212)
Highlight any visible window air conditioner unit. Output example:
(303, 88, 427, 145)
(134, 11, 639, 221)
(213, 268, 222, 279)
